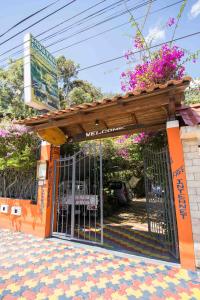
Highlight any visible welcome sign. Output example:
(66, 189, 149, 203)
(24, 33, 59, 111)
(71, 124, 146, 142)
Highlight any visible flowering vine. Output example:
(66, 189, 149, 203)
(121, 0, 198, 93)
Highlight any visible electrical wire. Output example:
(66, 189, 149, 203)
(45, 0, 159, 49)
(40, 0, 135, 42)
(3, 29, 199, 75)
(51, 0, 184, 54)
(0, 0, 154, 63)
(0, 0, 131, 59)
(0, 0, 76, 47)
(0, 0, 184, 68)
(0, 0, 62, 38)
(78, 31, 200, 72)
(0, 0, 110, 57)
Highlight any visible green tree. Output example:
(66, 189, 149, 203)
(184, 79, 200, 105)
(67, 80, 102, 106)
(56, 57, 103, 107)
(0, 56, 103, 116)
(56, 56, 79, 108)
(0, 60, 36, 119)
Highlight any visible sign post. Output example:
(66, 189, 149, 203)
(24, 33, 59, 111)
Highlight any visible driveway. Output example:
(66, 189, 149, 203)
(0, 229, 199, 300)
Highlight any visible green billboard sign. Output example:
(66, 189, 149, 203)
(24, 33, 59, 111)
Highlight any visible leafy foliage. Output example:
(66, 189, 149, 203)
(0, 120, 40, 171)
(0, 56, 103, 114)
(67, 80, 102, 105)
(121, 0, 198, 92)
(0, 60, 36, 119)
(184, 78, 200, 104)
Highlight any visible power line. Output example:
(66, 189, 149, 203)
(1, 31, 199, 90)
(37, 0, 110, 39)
(0, 0, 62, 38)
(52, 0, 184, 54)
(45, 0, 161, 49)
(78, 31, 200, 72)
(0, 0, 107, 56)
(8, 30, 200, 75)
(0, 0, 145, 61)
(0, 0, 76, 47)
(0, 0, 183, 67)
(41, 0, 135, 42)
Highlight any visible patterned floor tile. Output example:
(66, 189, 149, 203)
(0, 229, 199, 300)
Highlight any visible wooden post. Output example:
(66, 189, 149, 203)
(167, 120, 196, 270)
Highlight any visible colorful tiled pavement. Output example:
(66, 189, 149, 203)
(0, 229, 200, 300)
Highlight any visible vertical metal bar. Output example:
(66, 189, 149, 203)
(51, 159, 57, 235)
(99, 142, 103, 245)
(61, 161, 64, 233)
(83, 150, 86, 240)
(166, 147, 179, 259)
(63, 158, 66, 235)
(78, 152, 81, 239)
(143, 149, 151, 233)
(164, 148, 173, 252)
(94, 144, 97, 242)
(162, 149, 170, 245)
(71, 155, 76, 238)
(88, 146, 91, 241)
(57, 161, 61, 233)
(66, 157, 70, 235)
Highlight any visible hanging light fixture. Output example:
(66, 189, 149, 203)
(95, 119, 99, 126)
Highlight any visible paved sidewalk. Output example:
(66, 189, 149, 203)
(0, 229, 199, 300)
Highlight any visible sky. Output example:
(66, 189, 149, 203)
(0, 0, 200, 95)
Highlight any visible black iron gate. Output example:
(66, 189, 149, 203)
(144, 146, 179, 259)
(51, 143, 103, 245)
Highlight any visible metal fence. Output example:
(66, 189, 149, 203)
(144, 146, 179, 259)
(52, 143, 103, 245)
(0, 169, 38, 202)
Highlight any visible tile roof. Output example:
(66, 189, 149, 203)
(18, 77, 191, 125)
(176, 103, 200, 126)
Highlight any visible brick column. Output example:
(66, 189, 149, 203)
(180, 126, 200, 269)
(167, 121, 196, 270)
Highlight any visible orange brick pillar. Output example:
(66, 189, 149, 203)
(167, 120, 196, 270)
(39, 141, 60, 238)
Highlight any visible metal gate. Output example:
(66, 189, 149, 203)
(144, 146, 179, 259)
(51, 143, 103, 245)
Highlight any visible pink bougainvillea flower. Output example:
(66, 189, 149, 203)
(134, 35, 144, 49)
(121, 71, 126, 78)
(124, 50, 132, 60)
(121, 44, 185, 92)
(117, 148, 129, 159)
(133, 132, 150, 144)
(167, 17, 176, 27)
(0, 129, 10, 138)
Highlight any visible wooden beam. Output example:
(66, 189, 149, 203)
(33, 95, 170, 131)
(131, 113, 138, 124)
(69, 122, 165, 143)
(168, 95, 176, 120)
(78, 123, 86, 133)
(21, 82, 189, 128)
(102, 120, 109, 129)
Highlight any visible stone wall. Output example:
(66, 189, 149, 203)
(181, 126, 200, 268)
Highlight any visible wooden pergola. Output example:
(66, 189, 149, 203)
(19, 77, 191, 144)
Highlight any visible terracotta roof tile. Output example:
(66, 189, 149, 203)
(176, 104, 200, 126)
(18, 77, 191, 125)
